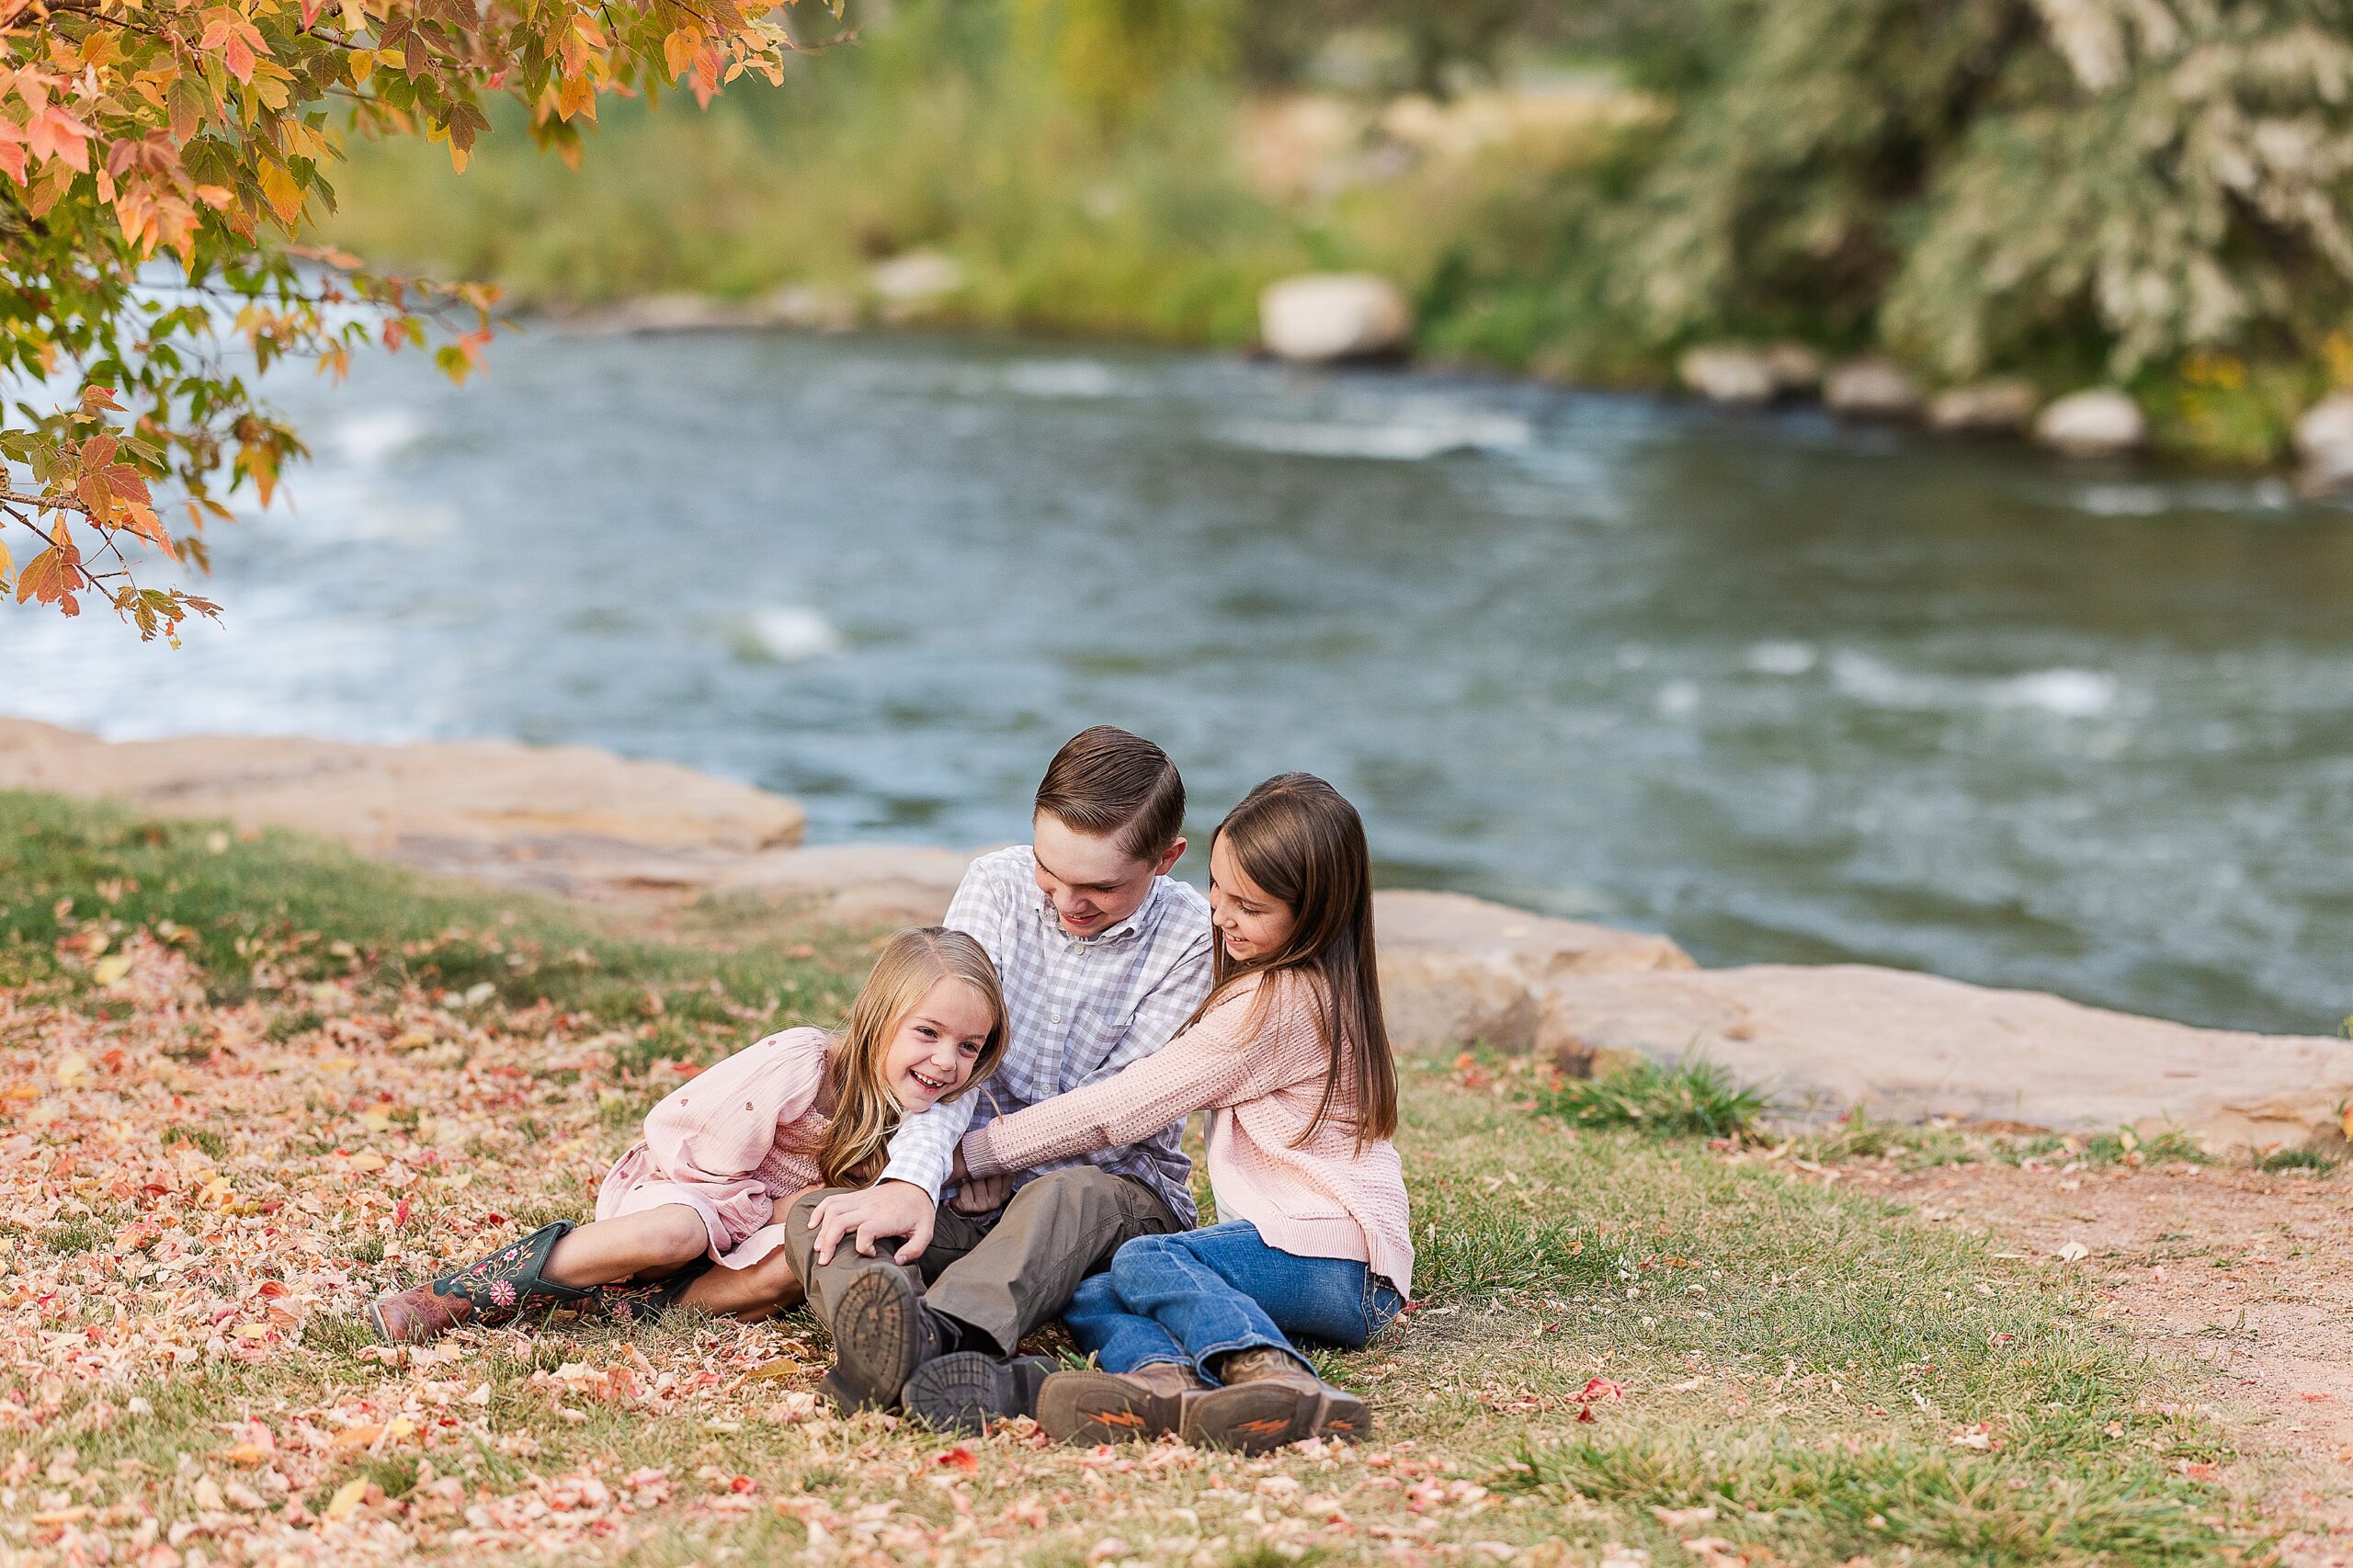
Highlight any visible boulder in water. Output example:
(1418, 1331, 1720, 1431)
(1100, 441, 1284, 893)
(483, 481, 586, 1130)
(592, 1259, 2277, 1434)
(765, 284, 859, 333)
(1761, 342, 1825, 395)
(1824, 358, 1923, 419)
(562, 294, 772, 335)
(1258, 274, 1414, 363)
(868, 251, 967, 322)
(1677, 346, 1775, 404)
(1927, 379, 2038, 434)
(2300, 443, 2353, 499)
(2034, 389, 2146, 457)
(2292, 392, 2353, 496)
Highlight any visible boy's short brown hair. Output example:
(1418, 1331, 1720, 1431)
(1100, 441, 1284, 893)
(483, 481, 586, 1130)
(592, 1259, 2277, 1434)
(1034, 726, 1186, 862)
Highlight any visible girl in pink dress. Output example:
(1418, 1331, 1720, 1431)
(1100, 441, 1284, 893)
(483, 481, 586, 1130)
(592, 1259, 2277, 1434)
(367, 927, 1006, 1344)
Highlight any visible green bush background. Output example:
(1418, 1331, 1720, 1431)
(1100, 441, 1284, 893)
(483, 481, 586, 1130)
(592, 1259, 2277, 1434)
(323, 0, 2353, 461)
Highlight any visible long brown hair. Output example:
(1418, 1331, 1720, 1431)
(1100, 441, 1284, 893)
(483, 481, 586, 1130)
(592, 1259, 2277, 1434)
(1197, 773, 1397, 1149)
(817, 927, 1008, 1187)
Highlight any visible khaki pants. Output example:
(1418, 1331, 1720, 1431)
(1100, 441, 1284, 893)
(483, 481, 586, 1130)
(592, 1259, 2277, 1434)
(783, 1165, 1182, 1357)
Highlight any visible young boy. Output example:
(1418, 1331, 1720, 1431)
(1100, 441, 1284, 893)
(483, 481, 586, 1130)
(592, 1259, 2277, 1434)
(785, 726, 1214, 1426)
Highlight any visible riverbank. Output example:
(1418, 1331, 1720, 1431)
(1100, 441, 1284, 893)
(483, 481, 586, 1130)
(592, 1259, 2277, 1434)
(6, 718, 2347, 1154)
(315, 0, 2353, 474)
(3, 787, 2330, 1566)
(533, 279, 2353, 491)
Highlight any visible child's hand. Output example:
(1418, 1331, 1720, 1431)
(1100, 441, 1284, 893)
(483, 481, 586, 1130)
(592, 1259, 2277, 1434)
(806, 1180, 936, 1267)
(948, 1172, 1011, 1216)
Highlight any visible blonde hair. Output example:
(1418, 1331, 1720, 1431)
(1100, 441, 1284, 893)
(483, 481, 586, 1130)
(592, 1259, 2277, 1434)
(818, 927, 1009, 1187)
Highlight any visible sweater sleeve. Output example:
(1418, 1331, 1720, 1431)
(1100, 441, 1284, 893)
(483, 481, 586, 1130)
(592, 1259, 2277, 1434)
(642, 1028, 829, 1188)
(961, 984, 1264, 1177)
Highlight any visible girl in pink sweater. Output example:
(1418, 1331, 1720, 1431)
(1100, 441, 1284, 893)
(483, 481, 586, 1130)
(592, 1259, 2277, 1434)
(367, 928, 1006, 1345)
(945, 773, 1408, 1451)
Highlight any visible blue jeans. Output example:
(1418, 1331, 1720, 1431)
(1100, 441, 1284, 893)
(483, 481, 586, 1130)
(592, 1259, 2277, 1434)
(1063, 1221, 1404, 1381)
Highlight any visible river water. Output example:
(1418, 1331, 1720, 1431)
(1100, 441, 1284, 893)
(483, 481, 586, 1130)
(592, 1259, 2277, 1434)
(6, 331, 2349, 1035)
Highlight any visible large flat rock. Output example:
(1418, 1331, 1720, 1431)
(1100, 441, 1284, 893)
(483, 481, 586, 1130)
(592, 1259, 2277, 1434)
(19, 716, 2324, 1148)
(709, 854, 1703, 1044)
(1376, 889, 1694, 1051)
(713, 849, 1699, 1050)
(0, 719, 805, 897)
(714, 843, 992, 926)
(1538, 963, 2353, 1149)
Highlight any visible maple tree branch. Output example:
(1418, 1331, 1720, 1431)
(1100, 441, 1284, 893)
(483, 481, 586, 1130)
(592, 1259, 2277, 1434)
(89, 526, 142, 579)
(3, 494, 176, 602)
(0, 488, 97, 523)
(31, 2, 172, 40)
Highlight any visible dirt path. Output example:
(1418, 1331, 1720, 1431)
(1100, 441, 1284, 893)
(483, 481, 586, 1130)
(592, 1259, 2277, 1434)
(1836, 1157, 2353, 1562)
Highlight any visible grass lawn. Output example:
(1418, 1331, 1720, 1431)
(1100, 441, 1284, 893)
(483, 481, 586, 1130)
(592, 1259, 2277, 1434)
(0, 793, 2268, 1565)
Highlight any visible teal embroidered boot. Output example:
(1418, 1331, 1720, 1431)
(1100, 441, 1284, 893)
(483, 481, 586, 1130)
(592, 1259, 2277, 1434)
(366, 1221, 592, 1345)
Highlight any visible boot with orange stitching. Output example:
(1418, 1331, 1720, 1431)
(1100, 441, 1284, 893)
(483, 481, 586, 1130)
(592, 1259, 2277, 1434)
(1037, 1361, 1207, 1445)
(1185, 1346, 1371, 1452)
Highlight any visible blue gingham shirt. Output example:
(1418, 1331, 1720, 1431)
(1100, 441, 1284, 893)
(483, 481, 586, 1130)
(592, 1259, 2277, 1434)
(879, 846, 1214, 1223)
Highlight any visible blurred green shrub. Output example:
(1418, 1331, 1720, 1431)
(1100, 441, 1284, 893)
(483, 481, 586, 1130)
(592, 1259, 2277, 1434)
(324, 0, 2353, 460)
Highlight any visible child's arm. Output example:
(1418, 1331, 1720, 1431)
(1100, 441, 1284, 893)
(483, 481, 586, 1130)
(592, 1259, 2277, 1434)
(960, 985, 1264, 1179)
(641, 1030, 826, 1187)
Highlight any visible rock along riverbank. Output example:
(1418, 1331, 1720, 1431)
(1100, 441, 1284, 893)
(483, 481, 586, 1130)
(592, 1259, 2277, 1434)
(5, 718, 2347, 1153)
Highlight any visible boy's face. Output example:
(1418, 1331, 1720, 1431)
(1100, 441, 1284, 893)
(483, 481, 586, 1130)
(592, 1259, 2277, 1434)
(1032, 811, 1184, 937)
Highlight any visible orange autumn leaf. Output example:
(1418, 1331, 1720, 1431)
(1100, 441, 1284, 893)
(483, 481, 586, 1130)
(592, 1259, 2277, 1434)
(258, 159, 302, 225)
(196, 7, 271, 82)
(17, 542, 85, 612)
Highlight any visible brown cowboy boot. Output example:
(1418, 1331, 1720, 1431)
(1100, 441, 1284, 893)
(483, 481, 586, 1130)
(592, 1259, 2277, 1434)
(366, 1279, 475, 1345)
(365, 1221, 592, 1346)
(1038, 1361, 1209, 1445)
(1185, 1346, 1372, 1451)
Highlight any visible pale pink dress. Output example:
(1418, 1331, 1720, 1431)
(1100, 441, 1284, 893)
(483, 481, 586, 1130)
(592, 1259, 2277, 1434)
(594, 1026, 835, 1270)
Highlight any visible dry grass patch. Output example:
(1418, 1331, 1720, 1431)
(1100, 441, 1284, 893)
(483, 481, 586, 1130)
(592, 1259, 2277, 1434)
(0, 795, 2277, 1565)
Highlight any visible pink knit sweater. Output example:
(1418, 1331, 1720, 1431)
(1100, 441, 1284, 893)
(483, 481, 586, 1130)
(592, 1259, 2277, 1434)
(961, 974, 1414, 1297)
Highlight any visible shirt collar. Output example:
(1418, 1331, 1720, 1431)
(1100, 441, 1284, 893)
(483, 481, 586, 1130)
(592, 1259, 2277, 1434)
(1032, 871, 1163, 948)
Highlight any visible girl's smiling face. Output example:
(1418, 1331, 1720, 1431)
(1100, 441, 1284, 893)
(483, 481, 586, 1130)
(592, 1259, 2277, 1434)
(1210, 834, 1299, 962)
(881, 976, 995, 1110)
